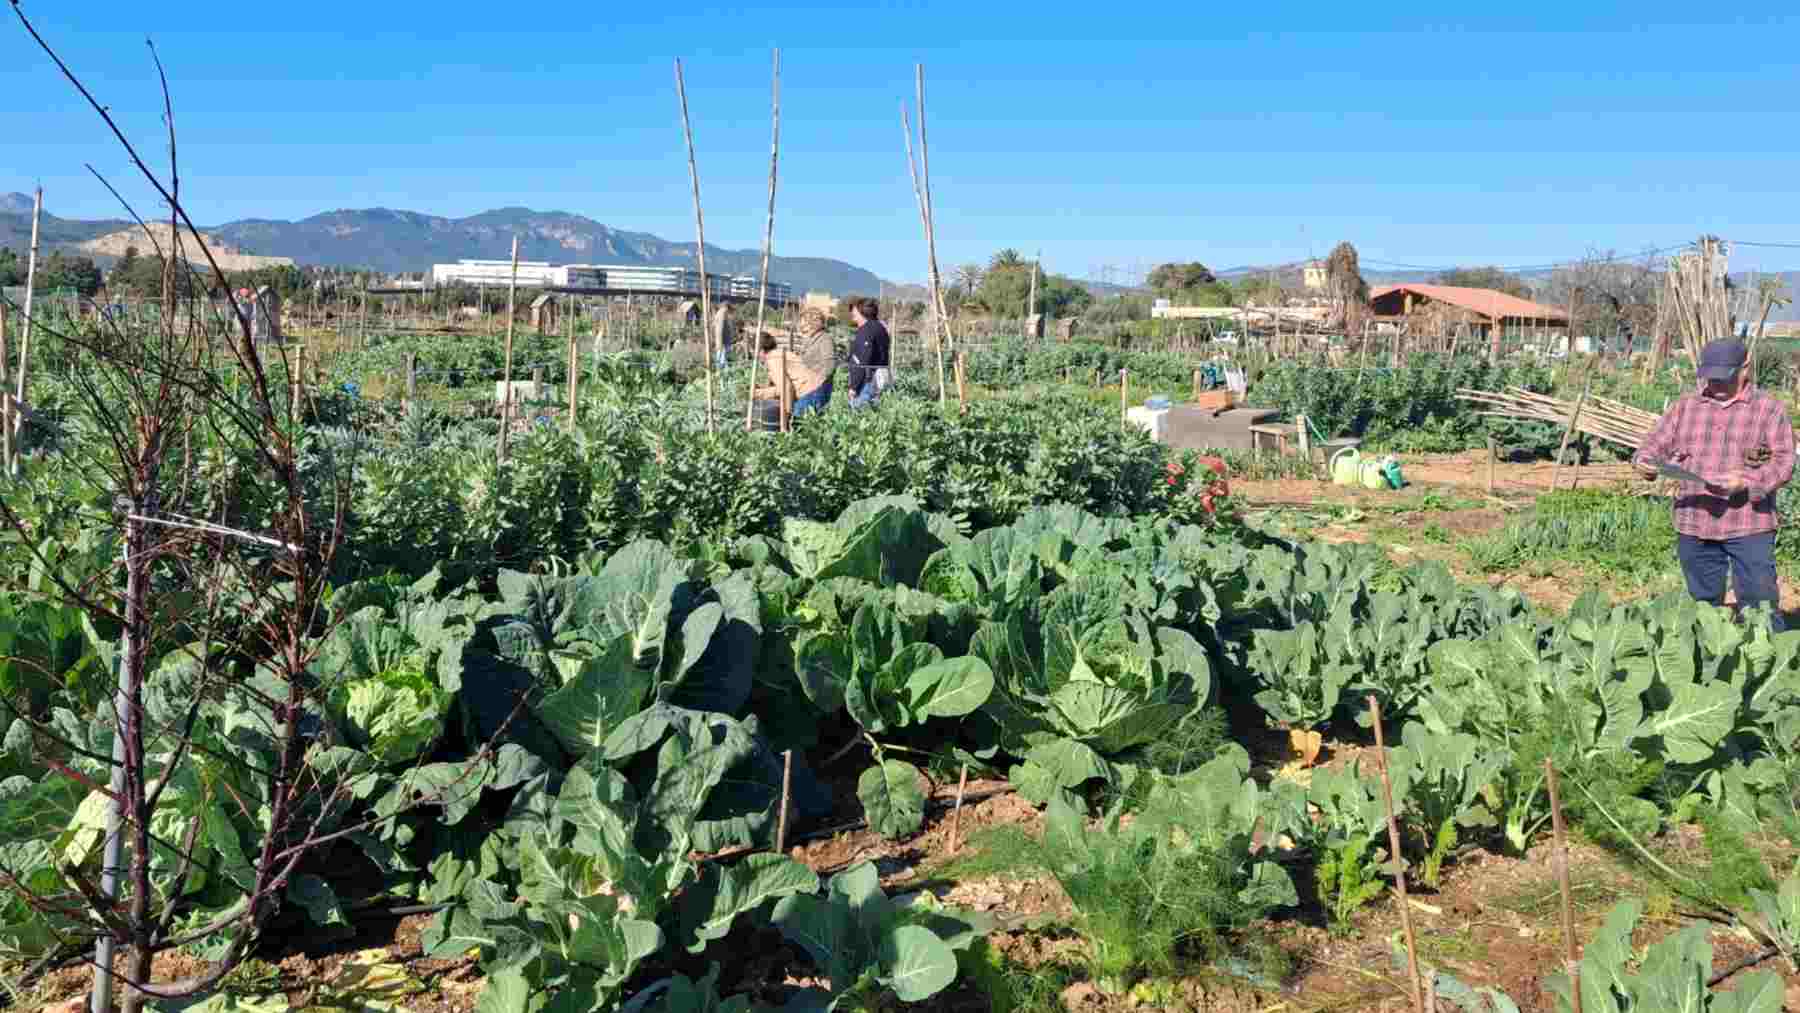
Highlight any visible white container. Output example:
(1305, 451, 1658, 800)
(495, 380, 557, 404)
(1125, 405, 1170, 442)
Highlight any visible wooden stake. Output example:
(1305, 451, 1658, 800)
(779, 366, 792, 432)
(498, 236, 519, 463)
(1550, 376, 1592, 491)
(1120, 368, 1130, 427)
(1296, 412, 1311, 462)
(746, 49, 782, 432)
(567, 330, 579, 431)
(1193, 368, 1202, 403)
(1486, 436, 1497, 495)
(675, 58, 716, 435)
(405, 352, 417, 406)
(948, 763, 970, 854)
(292, 345, 306, 419)
(1546, 759, 1582, 1013)
(775, 749, 794, 853)
(1369, 695, 1426, 1013)
(955, 352, 968, 411)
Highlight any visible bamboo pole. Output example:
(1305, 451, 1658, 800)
(498, 236, 519, 463)
(956, 352, 967, 411)
(1369, 696, 1426, 1013)
(291, 345, 305, 419)
(1546, 760, 1582, 1013)
(675, 57, 716, 434)
(1486, 436, 1497, 495)
(779, 364, 792, 432)
(915, 65, 950, 381)
(775, 749, 794, 853)
(746, 50, 782, 432)
(567, 330, 579, 431)
(1120, 368, 1129, 427)
(948, 763, 970, 854)
(1550, 377, 1592, 491)
(902, 102, 949, 406)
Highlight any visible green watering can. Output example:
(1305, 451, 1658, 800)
(1331, 447, 1405, 490)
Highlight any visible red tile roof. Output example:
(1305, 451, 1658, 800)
(1369, 283, 1569, 322)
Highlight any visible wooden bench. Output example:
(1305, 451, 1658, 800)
(1250, 422, 1296, 456)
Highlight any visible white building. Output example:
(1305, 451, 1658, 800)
(589, 264, 732, 300)
(727, 274, 794, 304)
(429, 260, 791, 302)
(431, 260, 604, 289)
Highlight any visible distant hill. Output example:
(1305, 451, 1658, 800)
(79, 222, 295, 271)
(0, 195, 886, 295)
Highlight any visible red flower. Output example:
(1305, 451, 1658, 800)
(1198, 456, 1227, 477)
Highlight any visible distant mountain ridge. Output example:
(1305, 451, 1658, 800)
(0, 194, 885, 295)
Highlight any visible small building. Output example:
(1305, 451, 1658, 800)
(675, 300, 701, 325)
(1369, 284, 1568, 341)
(1151, 300, 1237, 320)
(246, 286, 282, 345)
(530, 293, 559, 332)
(1302, 260, 1326, 291)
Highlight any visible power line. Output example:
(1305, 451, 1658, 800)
(1361, 243, 1691, 276)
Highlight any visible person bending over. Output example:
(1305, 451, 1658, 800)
(753, 310, 834, 418)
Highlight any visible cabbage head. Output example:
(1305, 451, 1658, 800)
(333, 652, 450, 765)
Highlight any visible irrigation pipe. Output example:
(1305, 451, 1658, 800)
(1708, 944, 1780, 986)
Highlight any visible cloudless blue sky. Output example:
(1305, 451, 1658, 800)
(3, 2, 1798, 282)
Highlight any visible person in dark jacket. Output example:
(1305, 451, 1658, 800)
(845, 298, 891, 407)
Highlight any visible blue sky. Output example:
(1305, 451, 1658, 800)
(2, 2, 1798, 282)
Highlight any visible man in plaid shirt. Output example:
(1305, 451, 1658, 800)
(1634, 339, 1795, 629)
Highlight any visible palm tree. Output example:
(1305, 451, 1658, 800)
(988, 249, 1026, 272)
(1754, 275, 1792, 340)
(952, 263, 982, 297)
(1749, 275, 1793, 374)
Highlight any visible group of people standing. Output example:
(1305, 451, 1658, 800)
(719, 297, 890, 419)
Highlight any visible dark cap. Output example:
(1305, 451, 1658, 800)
(1698, 339, 1747, 381)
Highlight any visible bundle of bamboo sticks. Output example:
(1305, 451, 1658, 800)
(1664, 238, 1731, 366)
(1456, 386, 1660, 449)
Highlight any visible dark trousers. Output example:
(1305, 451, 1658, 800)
(1677, 531, 1785, 630)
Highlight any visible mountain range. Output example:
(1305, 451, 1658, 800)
(0, 195, 886, 295)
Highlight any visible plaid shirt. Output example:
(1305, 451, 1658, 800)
(1633, 385, 1796, 539)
